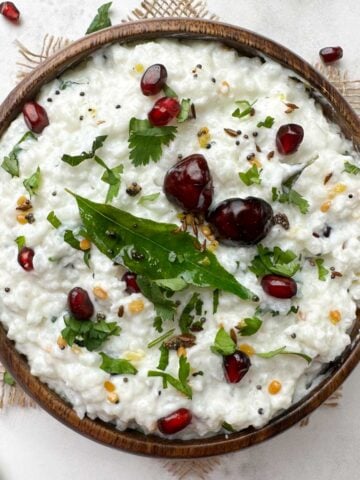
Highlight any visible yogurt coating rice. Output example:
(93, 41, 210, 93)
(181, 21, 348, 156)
(0, 40, 359, 439)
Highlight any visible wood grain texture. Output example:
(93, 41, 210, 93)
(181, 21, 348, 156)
(0, 18, 359, 458)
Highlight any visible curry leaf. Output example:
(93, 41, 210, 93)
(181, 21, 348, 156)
(68, 192, 258, 301)
(86, 2, 112, 34)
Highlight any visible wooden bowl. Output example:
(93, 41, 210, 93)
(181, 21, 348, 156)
(0, 19, 359, 458)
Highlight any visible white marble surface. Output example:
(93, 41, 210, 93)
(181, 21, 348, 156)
(0, 1, 359, 479)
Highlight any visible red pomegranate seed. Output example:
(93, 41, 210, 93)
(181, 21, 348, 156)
(276, 124, 304, 155)
(319, 46, 343, 64)
(223, 351, 251, 383)
(0, 2, 20, 22)
(22, 101, 49, 134)
(148, 96, 181, 126)
(121, 271, 140, 294)
(164, 154, 214, 214)
(261, 274, 297, 299)
(207, 197, 273, 246)
(68, 287, 94, 321)
(17, 247, 34, 271)
(157, 408, 192, 435)
(141, 64, 167, 96)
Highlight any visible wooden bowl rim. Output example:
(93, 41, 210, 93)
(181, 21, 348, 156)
(0, 18, 359, 458)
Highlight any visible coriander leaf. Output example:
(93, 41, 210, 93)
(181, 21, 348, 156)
(222, 421, 236, 433)
(257, 116, 274, 128)
(47, 211, 62, 229)
(128, 117, 177, 167)
(213, 289, 220, 315)
(61, 314, 120, 351)
(23, 166, 41, 197)
(256, 346, 312, 363)
(249, 244, 300, 278)
(3, 371, 15, 386)
(147, 328, 175, 348)
(1, 131, 36, 177)
(138, 192, 160, 205)
(344, 161, 360, 175)
(239, 164, 261, 186)
(153, 316, 163, 333)
(272, 185, 309, 214)
(62, 135, 107, 166)
(68, 192, 258, 301)
(83, 250, 91, 269)
(148, 354, 192, 398)
(163, 84, 178, 98)
(287, 305, 299, 314)
(210, 327, 236, 356)
(15, 236, 26, 251)
(179, 292, 201, 333)
(315, 258, 329, 281)
(157, 344, 169, 370)
(58, 79, 89, 90)
(154, 277, 188, 291)
(232, 99, 257, 119)
(86, 2, 112, 34)
(137, 276, 178, 325)
(99, 352, 137, 375)
(101, 163, 123, 203)
(237, 316, 262, 336)
(177, 99, 192, 123)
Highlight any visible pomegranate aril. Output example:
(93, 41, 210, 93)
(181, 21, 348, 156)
(22, 101, 49, 134)
(157, 408, 192, 435)
(207, 197, 273, 246)
(164, 154, 214, 214)
(0, 2, 20, 22)
(18, 247, 34, 271)
(319, 46, 343, 64)
(223, 351, 251, 383)
(68, 287, 94, 321)
(121, 271, 140, 294)
(148, 96, 180, 126)
(141, 64, 167, 96)
(261, 274, 297, 299)
(276, 124, 304, 155)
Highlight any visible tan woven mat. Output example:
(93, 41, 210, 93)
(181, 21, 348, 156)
(0, 1, 358, 477)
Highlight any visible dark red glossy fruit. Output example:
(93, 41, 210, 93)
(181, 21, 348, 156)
(207, 197, 273, 246)
(157, 408, 192, 435)
(17, 247, 34, 271)
(148, 96, 181, 126)
(22, 101, 49, 134)
(68, 287, 94, 321)
(164, 154, 214, 214)
(0, 2, 20, 22)
(319, 46, 343, 63)
(141, 64, 167, 96)
(276, 124, 304, 155)
(223, 351, 251, 383)
(121, 271, 140, 294)
(261, 274, 297, 299)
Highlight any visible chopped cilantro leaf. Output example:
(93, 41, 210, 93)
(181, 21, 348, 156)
(128, 118, 177, 167)
(177, 99, 192, 123)
(344, 161, 360, 175)
(163, 84, 178, 98)
(47, 211, 62, 229)
(138, 192, 160, 205)
(1, 131, 36, 178)
(256, 346, 311, 363)
(15, 236, 26, 251)
(23, 166, 41, 197)
(157, 344, 169, 371)
(210, 327, 236, 356)
(257, 116, 274, 128)
(272, 186, 309, 214)
(232, 99, 257, 119)
(239, 164, 261, 186)
(315, 258, 329, 281)
(3, 371, 15, 386)
(236, 316, 262, 336)
(86, 2, 112, 34)
(62, 135, 107, 166)
(249, 244, 300, 278)
(99, 352, 137, 375)
(148, 354, 192, 398)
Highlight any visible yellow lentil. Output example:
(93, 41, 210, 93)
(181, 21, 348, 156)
(320, 200, 331, 213)
(268, 380, 282, 395)
(79, 238, 91, 251)
(107, 392, 120, 404)
(238, 343, 255, 356)
(128, 299, 145, 314)
(93, 286, 108, 300)
(329, 310, 342, 324)
(16, 214, 27, 224)
(104, 381, 116, 392)
(57, 336, 67, 350)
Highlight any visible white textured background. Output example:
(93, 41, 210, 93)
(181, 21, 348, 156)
(0, 1, 359, 479)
